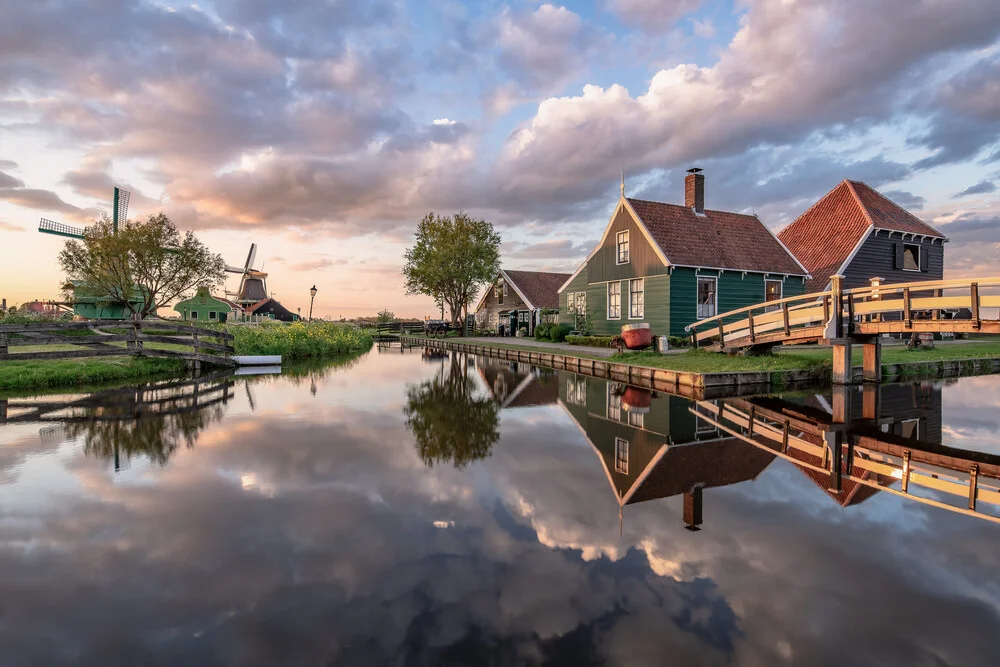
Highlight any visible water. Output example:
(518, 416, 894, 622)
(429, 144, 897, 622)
(1, 347, 999, 666)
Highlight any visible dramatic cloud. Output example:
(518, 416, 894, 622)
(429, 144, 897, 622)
(884, 190, 927, 210)
(607, 0, 704, 32)
(956, 181, 997, 197)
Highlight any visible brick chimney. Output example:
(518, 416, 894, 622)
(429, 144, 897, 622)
(685, 167, 705, 214)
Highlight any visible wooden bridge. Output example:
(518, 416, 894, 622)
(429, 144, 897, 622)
(686, 275, 1000, 382)
(690, 384, 1000, 525)
(0, 319, 235, 368)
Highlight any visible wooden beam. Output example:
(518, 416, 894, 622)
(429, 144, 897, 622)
(971, 282, 980, 330)
(782, 301, 790, 335)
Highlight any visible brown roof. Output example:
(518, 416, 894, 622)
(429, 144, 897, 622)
(503, 269, 572, 309)
(778, 180, 946, 292)
(626, 438, 775, 506)
(626, 198, 807, 275)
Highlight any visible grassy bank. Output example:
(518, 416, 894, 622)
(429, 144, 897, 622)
(225, 321, 374, 360)
(0, 356, 186, 392)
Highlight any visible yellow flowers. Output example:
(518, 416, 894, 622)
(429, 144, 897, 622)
(227, 321, 374, 360)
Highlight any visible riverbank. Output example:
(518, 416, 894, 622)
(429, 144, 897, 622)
(0, 321, 375, 392)
(401, 335, 1000, 395)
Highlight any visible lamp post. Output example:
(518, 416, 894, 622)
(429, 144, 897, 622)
(309, 285, 318, 322)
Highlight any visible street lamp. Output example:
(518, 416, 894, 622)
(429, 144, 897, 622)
(309, 285, 318, 322)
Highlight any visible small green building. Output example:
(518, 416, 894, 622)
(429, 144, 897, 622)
(558, 170, 810, 338)
(174, 286, 238, 322)
(63, 280, 153, 320)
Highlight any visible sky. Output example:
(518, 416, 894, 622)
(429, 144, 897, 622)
(1, 0, 998, 319)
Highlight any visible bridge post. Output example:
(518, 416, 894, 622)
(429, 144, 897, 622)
(828, 384, 853, 493)
(862, 384, 880, 421)
(683, 485, 704, 531)
(862, 337, 881, 383)
(831, 339, 852, 384)
(0, 399, 6, 424)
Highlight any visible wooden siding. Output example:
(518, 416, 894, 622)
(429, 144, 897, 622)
(841, 230, 944, 291)
(477, 276, 530, 331)
(669, 268, 808, 337)
(558, 271, 590, 327)
(588, 205, 668, 284)
(584, 274, 670, 336)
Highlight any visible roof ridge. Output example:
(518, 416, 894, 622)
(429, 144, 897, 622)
(848, 180, 946, 237)
(627, 196, 758, 220)
(844, 180, 876, 228)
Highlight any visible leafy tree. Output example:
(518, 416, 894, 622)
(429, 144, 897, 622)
(403, 212, 501, 332)
(376, 309, 395, 325)
(59, 212, 226, 319)
(404, 352, 499, 469)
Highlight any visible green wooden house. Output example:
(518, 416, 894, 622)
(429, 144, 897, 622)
(173, 286, 239, 322)
(63, 280, 153, 320)
(558, 169, 810, 338)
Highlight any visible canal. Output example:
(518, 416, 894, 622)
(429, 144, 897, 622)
(1, 346, 999, 665)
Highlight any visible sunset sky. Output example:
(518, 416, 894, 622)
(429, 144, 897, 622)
(1, 0, 998, 318)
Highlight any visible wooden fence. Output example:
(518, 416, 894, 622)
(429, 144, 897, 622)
(0, 319, 235, 367)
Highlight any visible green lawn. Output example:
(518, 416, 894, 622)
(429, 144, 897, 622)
(0, 356, 186, 392)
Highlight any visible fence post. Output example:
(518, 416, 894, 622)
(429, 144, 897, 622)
(902, 288, 912, 328)
(970, 282, 980, 330)
(0, 332, 7, 358)
(747, 311, 756, 343)
(782, 301, 790, 336)
(829, 275, 844, 338)
(134, 314, 143, 354)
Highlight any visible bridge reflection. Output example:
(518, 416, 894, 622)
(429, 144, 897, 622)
(552, 371, 1000, 527)
(0, 373, 235, 470)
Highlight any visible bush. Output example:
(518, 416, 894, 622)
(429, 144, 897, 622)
(226, 321, 374, 360)
(534, 323, 552, 340)
(667, 335, 691, 348)
(566, 335, 615, 347)
(533, 322, 572, 342)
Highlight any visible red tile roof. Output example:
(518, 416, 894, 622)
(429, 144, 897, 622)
(503, 269, 572, 309)
(778, 180, 946, 292)
(626, 198, 807, 275)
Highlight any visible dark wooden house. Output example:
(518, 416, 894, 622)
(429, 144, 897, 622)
(558, 169, 809, 337)
(778, 180, 948, 293)
(245, 297, 299, 322)
(475, 269, 571, 336)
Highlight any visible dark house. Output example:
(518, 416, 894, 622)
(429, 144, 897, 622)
(245, 297, 299, 322)
(475, 269, 571, 336)
(778, 180, 948, 293)
(558, 169, 809, 337)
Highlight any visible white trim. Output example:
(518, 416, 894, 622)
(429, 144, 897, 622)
(558, 196, 671, 294)
(666, 264, 806, 277)
(615, 230, 630, 265)
(498, 269, 536, 310)
(696, 275, 718, 320)
(901, 242, 921, 272)
(614, 437, 629, 475)
(607, 280, 622, 320)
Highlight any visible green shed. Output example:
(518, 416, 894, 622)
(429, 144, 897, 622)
(63, 280, 153, 320)
(174, 287, 238, 323)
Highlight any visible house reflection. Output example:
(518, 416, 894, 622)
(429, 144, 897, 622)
(559, 371, 1000, 527)
(2, 373, 235, 470)
(475, 357, 560, 409)
(558, 373, 775, 530)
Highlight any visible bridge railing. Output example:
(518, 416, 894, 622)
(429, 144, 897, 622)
(685, 290, 833, 349)
(0, 319, 235, 367)
(843, 277, 1000, 332)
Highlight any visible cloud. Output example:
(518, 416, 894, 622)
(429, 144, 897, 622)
(0, 169, 24, 189)
(505, 237, 596, 261)
(0, 220, 22, 232)
(290, 257, 350, 271)
(955, 181, 997, 197)
(607, 0, 704, 32)
(0, 187, 80, 215)
(883, 190, 927, 210)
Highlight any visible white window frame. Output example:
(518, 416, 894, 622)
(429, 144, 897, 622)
(566, 375, 587, 406)
(901, 418, 920, 439)
(697, 276, 718, 320)
(607, 281, 621, 319)
(764, 279, 782, 313)
(902, 243, 920, 272)
(209, 310, 218, 320)
(616, 230, 630, 265)
(629, 278, 644, 319)
(628, 411, 644, 429)
(496, 281, 505, 305)
(190, 310, 199, 320)
(614, 437, 629, 475)
(607, 383, 622, 421)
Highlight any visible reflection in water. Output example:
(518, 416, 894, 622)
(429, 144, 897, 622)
(3, 373, 234, 470)
(3, 351, 1000, 665)
(404, 352, 500, 469)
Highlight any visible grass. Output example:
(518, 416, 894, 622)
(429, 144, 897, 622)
(225, 321, 374, 360)
(0, 356, 185, 392)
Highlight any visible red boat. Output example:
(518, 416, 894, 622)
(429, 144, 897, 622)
(621, 387, 652, 412)
(621, 323, 652, 350)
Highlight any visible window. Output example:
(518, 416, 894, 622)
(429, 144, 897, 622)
(607, 384, 622, 421)
(901, 418, 920, 440)
(607, 281, 621, 319)
(614, 438, 629, 474)
(697, 276, 717, 319)
(575, 292, 587, 313)
(209, 311, 217, 320)
(695, 415, 717, 436)
(903, 243, 920, 271)
(629, 278, 644, 319)
(496, 281, 504, 305)
(616, 230, 630, 264)
(566, 375, 587, 406)
(764, 279, 782, 313)
(190, 311, 199, 320)
(628, 411, 645, 429)
(519, 311, 529, 323)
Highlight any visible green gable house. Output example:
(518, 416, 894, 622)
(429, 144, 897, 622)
(174, 286, 240, 322)
(63, 280, 154, 320)
(558, 169, 810, 338)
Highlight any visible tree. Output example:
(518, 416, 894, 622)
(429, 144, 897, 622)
(59, 212, 226, 319)
(376, 309, 395, 325)
(404, 352, 499, 469)
(403, 212, 501, 332)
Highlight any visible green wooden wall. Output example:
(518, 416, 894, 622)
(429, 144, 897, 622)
(584, 274, 670, 336)
(588, 205, 669, 284)
(668, 269, 808, 337)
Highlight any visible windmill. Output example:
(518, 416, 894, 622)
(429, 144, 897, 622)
(225, 243, 269, 307)
(38, 187, 130, 239)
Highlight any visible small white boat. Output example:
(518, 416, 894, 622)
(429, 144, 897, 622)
(232, 355, 282, 366)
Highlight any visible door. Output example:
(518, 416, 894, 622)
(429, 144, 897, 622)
(764, 279, 782, 313)
(509, 312, 518, 336)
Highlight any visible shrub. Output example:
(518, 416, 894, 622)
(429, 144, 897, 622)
(667, 335, 691, 348)
(533, 322, 572, 342)
(566, 335, 615, 347)
(226, 321, 374, 360)
(534, 323, 552, 340)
